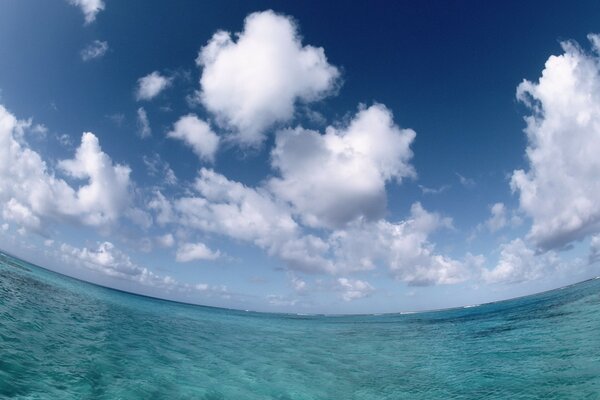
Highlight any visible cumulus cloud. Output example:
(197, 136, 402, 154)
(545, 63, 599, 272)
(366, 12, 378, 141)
(484, 203, 522, 233)
(330, 203, 478, 285)
(59, 241, 228, 297)
(175, 242, 220, 262)
(197, 10, 340, 146)
(156, 233, 175, 248)
(589, 235, 600, 265)
(135, 71, 172, 101)
(136, 107, 151, 138)
(0, 105, 132, 232)
(58, 132, 132, 227)
(167, 115, 220, 162)
(336, 278, 374, 301)
(483, 239, 559, 284)
(67, 0, 104, 24)
(512, 35, 600, 250)
(80, 40, 108, 61)
(153, 166, 473, 284)
(60, 241, 156, 281)
(269, 104, 416, 228)
(172, 169, 311, 262)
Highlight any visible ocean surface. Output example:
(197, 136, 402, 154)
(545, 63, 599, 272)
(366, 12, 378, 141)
(1, 252, 599, 399)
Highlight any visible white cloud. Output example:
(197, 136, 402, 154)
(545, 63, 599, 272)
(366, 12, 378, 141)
(419, 184, 450, 195)
(173, 168, 301, 254)
(0, 105, 132, 231)
(157, 167, 474, 283)
(135, 72, 172, 101)
(290, 274, 307, 293)
(336, 278, 374, 301)
(484, 203, 522, 233)
(2, 199, 42, 233)
(455, 172, 475, 188)
(269, 104, 416, 228)
(197, 10, 339, 146)
(330, 203, 478, 285)
(167, 115, 220, 162)
(148, 191, 175, 226)
(156, 233, 175, 248)
(136, 107, 151, 138)
(60, 241, 171, 284)
(589, 235, 600, 264)
(483, 239, 559, 284)
(486, 203, 508, 233)
(80, 40, 108, 61)
(58, 241, 226, 297)
(512, 35, 600, 250)
(142, 153, 177, 186)
(58, 132, 132, 227)
(67, 0, 104, 24)
(175, 242, 220, 262)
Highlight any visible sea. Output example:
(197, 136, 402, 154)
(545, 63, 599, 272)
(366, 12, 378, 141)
(1, 251, 599, 399)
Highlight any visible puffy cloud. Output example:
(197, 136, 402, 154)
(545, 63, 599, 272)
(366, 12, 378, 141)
(0, 105, 132, 232)
(167, 115, 219, 162)
(59, 241, 181, 293)
(156, 233, 175, 248)
(330, 203, 477, 285)
(2, 199, 42, 233)
(173, 168, 302, 255)
(135, 71, 172, 101)
(270, 104, 416, 228)
(58, 132, 132, 227)
(175, 242, 220, 262)
(158, 167, 472, 283)
(483, 239, 559, 284)
(136, 107, 151, 138)
(58, 241, 227, 296)
(148, 191, 175, 226)
(512, 35, 600, 250)
(486, 203, 508, 232)
(80, 40, 108, 61)
(336, 278, 374, 301)
(197, 10, 339, 146)
(67, 0, 104, 24)
(589, 235, 600, 265)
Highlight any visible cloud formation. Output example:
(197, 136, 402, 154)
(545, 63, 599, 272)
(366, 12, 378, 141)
(270, 104, 415, 228)
(175, 242, 220, 262)
(167, 115, 220, 162)
(80, 40, 109, 61)
(0, 105, 132, 232)
(136, 107, 151, 138)
(512, 35, 600, 250)
(197, 10, 340, 146)
(483, 239, 559, 284)
(135, 71, 172, 101)
(67, 0, 104, 24)
(336, 278, 374, 301)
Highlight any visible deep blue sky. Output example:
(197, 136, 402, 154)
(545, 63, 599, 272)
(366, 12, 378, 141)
(1, 1, 600, 313)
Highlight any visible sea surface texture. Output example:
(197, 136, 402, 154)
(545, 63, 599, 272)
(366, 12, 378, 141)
(1, 253, 599, 399)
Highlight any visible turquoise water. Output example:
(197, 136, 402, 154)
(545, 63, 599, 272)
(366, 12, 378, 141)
(1, 253, 599, 399)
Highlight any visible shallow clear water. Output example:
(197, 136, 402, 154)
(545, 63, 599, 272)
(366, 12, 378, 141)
(1, 252, 599, 399)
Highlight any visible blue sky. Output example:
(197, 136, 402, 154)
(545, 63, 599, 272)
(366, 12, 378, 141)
(1, 0, 600, 313)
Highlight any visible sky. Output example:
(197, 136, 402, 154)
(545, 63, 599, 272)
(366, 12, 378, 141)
(1, 0, 600, 314)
